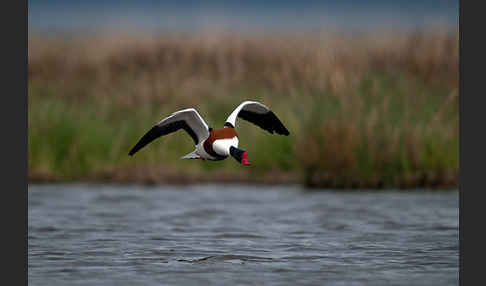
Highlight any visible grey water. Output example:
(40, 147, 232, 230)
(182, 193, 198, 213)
(29, 184, 458, 286)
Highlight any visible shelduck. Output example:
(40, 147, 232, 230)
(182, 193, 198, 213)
(128, 101, 290, 165)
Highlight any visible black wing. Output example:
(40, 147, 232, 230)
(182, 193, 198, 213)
(226, 101, 290, 136)
(128, 120, 199, 156)
(238, 110, 290, 136)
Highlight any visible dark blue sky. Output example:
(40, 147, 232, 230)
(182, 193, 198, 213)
(29, 0, 458, 31)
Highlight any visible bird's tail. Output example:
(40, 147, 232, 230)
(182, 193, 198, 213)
(181, 150, 200, 160)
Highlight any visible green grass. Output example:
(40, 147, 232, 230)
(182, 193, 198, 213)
(28, 72, 458, 188)
(28, 84, 302, 181)
(297, 74, 458, 188)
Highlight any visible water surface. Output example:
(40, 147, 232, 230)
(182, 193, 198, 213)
(29, 184, 458, 285)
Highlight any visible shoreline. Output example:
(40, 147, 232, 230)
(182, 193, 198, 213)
(28, 169, 458, 190)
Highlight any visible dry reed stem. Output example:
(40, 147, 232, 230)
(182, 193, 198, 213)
(29, 28, 458, 105)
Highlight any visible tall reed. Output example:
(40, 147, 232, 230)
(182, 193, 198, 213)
(28, 28, 458, 188)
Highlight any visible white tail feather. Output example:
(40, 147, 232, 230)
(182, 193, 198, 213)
(181, 150, 200, 159)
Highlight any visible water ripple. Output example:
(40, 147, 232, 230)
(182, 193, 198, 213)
(28, 184, 459, 286)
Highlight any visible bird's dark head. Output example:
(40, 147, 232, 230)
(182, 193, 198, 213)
(229, 146, 251, 166)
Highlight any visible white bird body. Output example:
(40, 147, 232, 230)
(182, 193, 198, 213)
(211, 137, 239, 157)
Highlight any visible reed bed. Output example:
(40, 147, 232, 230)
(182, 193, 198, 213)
(28, 28, 458, 188)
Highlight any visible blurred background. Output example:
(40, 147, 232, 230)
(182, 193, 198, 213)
(28, 0, 459, 188)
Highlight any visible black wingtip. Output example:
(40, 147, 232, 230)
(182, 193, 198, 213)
(127, 126, 162, 157)
(128, 142, 142, 156)
(128, 148, 137, 156)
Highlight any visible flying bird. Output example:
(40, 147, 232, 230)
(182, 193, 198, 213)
(128, 101, 290, 165)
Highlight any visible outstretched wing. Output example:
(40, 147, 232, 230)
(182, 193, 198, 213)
(225, 101, 290, 135)
(129, 108, 209, 156)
